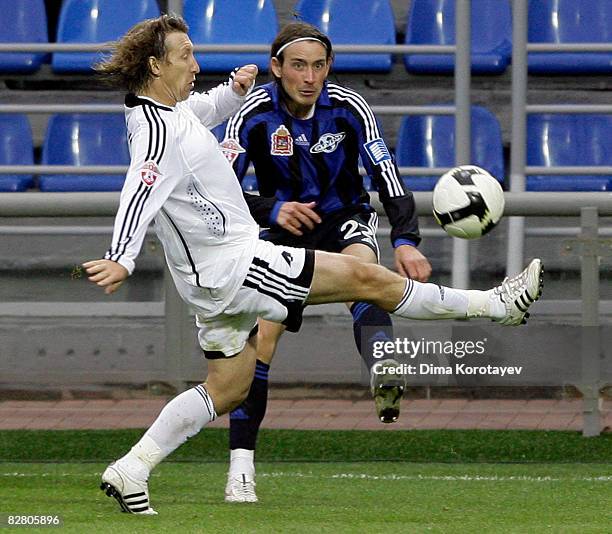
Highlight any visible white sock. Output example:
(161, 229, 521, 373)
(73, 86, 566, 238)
(229, 448, 255, 479)
(117, 385, 216, 479)
(393, 279, 505, 320)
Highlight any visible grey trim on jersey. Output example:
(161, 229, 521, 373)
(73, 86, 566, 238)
(327, 83, 404, 198)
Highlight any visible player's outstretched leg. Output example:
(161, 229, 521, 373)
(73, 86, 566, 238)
(392, 258, 544, 325)
(307, 252, 543, 326)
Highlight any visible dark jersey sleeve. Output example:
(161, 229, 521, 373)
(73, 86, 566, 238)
(348, 92, 421, 246)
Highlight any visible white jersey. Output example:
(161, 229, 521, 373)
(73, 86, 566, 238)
(105, 81, 260, 317)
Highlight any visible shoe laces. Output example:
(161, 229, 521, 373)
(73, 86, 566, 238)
(495, 271, 526, 302)
(238, 480, 256, 498)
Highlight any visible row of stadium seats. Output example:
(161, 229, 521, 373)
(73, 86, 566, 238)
(1, 110, 610, 193)
(1, 0, 610, 74)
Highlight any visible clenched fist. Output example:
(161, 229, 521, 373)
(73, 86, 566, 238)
(232, 64, 258, 96)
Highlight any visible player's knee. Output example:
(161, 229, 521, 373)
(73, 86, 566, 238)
(226, 383, 251, 411)
(256, 334, 278, 363)
(351, 260, 386, 292)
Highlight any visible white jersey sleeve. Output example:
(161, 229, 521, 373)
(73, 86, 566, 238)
(104, 113, 182, 275)
(183, 71, 252, 129)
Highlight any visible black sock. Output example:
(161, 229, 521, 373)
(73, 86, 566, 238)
(350, 302, 394, 371)
(229, 359, 270, 450)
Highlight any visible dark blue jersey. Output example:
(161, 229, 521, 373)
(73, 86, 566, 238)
(217, 81, 421, 246)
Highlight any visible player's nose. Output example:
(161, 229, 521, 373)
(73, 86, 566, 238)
(304, 67, 315, 83)
(190, 55, 200, 74)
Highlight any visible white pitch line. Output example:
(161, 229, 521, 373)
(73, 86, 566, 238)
(258, 472, 612, 482)
(1, 472, 610, 482)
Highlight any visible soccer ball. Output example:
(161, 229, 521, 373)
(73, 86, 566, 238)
(432, 165, 504, 239)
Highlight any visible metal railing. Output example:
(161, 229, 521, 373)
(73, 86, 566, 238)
(507, 0, 612, 277)
(1, 191, 610, 435)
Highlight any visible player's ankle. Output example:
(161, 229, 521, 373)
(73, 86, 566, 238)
(229, 448, 255, 478)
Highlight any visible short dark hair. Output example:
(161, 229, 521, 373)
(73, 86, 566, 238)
(95, 14, 189, 93)
(270, 22, 333, 63)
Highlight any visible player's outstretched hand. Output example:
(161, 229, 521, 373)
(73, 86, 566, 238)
(82, 259, 129, 295)
(276, 201, 322, 236)
(232, 64, 258, 96)
(394, 245, 432, 282)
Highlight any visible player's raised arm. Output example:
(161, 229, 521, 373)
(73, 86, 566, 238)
(186, 65, 258, 128)
(343, 85, 430, 280)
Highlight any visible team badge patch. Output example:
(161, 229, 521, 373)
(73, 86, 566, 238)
(140, 161, 161, 186)
(364, 138, 392, 165)
(270, 125, 293, 156)
(310, 132, 346, 154)
(219, 138, 245, 166)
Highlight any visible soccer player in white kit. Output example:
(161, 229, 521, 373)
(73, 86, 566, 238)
(83, 15, 543, 515)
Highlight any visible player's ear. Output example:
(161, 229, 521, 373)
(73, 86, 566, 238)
(324, 59, 332, 77)
(270, 56, 282, 79)
(325, 54, 334, 76)
(149, 56, 161, 77)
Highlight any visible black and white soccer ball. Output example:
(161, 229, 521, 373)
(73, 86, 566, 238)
(432, 165, 504, 239)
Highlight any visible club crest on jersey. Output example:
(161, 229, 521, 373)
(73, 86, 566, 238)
(270, 125, 293, 156)
(310, 132, 346, 154)
(219, 138, 245, 166)
(140, 161, 160, 186)
(364, 138, 392, 166)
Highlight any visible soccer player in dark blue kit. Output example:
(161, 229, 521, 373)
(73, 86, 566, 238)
(217, 22, 432, 502)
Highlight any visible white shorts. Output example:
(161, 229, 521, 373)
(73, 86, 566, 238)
(196, 240, 315, 358)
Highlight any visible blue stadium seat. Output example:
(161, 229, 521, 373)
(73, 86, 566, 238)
(395, 106, 504, 191)
(404, 0, 512, 74)
(527, 114, 611, 191)
(39, 114, 129, 192)
(0, 0, 48, 73)
(0, 114, 34, 192)
(184, 0, 278, 72)
(528, 0, 612, 74)
(294, 0, 396, 72)
(52, 0, 160, 73)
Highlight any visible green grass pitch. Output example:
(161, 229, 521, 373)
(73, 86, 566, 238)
(1, 462, 611, 533)
(1, 429, 610, 532)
